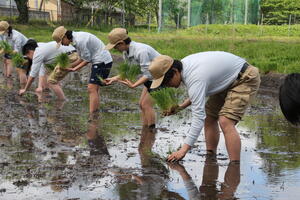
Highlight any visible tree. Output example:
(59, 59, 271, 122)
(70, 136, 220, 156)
(165, 0, 187, 28)
(14, 0, 29, 24)
(261, 0, 300, 25)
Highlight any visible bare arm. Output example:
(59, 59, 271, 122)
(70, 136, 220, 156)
(19, 76, 35, 95)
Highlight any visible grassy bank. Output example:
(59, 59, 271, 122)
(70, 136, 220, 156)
(13, 24, 300, 74)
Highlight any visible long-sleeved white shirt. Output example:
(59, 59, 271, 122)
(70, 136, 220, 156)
(72, 32, 112, 65)
(181, 51, 246, 146)
(4, 29, 28, 53)
(123, 41, 161, 80)
(29, 41, 75, 78)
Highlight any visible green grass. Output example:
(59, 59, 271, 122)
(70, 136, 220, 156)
(117, 63, 141, 81)
(11, 24, 300, 74)
(150, 87, 181, 112)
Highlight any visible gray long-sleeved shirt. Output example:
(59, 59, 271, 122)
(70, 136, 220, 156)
(5, 29, 28, 53)
(29, 41, 75, 78)
(181, 51, 246, 146)
(123, 41, 160, 80)
(72, 32, 112, 65)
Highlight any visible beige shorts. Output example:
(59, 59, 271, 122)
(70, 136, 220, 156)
(47, 52, 79, 84)
(205, 65, 261, 122)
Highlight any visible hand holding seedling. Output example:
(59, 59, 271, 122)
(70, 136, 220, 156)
(119, 79, 135, 88)
(105, 76, 119, 85)
(163, 104, 182, 116)
(167, 144, 191, 162)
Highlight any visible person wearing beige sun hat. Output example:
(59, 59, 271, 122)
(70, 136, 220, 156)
(149, 52, 260, 163)
(0, 21, 28, 84)
(52, 26, 112, 115)
(105, 28, 161, 129)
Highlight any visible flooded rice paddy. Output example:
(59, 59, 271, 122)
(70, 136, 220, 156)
(0, 61, 300, 200)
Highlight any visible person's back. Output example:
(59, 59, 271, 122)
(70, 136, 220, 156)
(7, 29, 28, 53)
(72, 31, 112, 65)
(34, 41, 75, 65)
(181, 51, 245, 96)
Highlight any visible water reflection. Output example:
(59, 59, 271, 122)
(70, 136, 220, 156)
(113, 126, 185, 199)
(86, 117, 109, 156)
(168, 156, 240, 200)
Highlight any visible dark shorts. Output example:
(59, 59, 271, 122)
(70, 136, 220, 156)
(4, 53, 12, 59)
(89, 62, 112, 86)
(144, 80, 152, 93)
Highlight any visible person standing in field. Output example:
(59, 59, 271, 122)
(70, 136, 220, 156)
(52, 26, 113, 115)
(19, 40, 76, 99)
(0, 21, 29, 88)
(148, 52, 261, 162)
(105, 28, 160, 128)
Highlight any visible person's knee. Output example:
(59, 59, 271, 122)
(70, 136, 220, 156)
(219, 116, 235, 132)
(88, 85, 98, 94)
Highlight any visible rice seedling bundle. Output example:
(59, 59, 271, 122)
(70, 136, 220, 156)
(0, 41, 13, 54)
(54, 53, 70, 69)
(45, 64, 55, 71)
(118, 63, 141, 81)
(12, 53, 26, 67)
(150, 87, 180, 112)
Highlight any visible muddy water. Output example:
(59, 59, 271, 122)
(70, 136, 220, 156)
(0, 63, 300, 200)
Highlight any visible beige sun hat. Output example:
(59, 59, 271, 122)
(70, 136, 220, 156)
(105, 28, 129, 50)
(0, 21, 9, 35)
(149, 55, 174, 89)
(52, 26, 67, 47)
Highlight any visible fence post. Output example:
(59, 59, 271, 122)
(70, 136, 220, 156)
(148, 12, 151, 32)
(288, 14, 292, 37)
(244, 0, 248, 25)
(187, 0, 191, 27)
(158, 0, 162, 32)
(205, 13, 209, 35)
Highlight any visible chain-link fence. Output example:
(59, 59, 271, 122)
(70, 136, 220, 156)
(160, 0, 261, 30)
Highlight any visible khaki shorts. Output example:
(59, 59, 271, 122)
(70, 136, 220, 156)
(205, 65, 261, 122)
(47, 52, 79, 84)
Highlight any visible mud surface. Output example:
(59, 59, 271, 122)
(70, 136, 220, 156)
(1, 59, 300, 200)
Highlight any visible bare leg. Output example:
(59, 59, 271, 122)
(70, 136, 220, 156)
(5, 59, 13, 77)
(88, 83, 100, 114)
(48, 82, 65, 100)
(204, 115, 220, 154)
(17, 69, 27, 89)
(36, 75, 48, 92)
(219, 116, 241, 161)
(139, 87, 155, 127)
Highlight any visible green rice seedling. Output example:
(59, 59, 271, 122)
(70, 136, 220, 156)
(55, 53, 70, 68)
(12, 53, 26, 67)
(0, 41, 13, 54)
(117, 63, 141, 81)
(150, 87, 180, 112)
(45, 63, 55, 71)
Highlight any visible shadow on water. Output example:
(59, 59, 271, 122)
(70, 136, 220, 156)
(1, 60, 300, 199)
